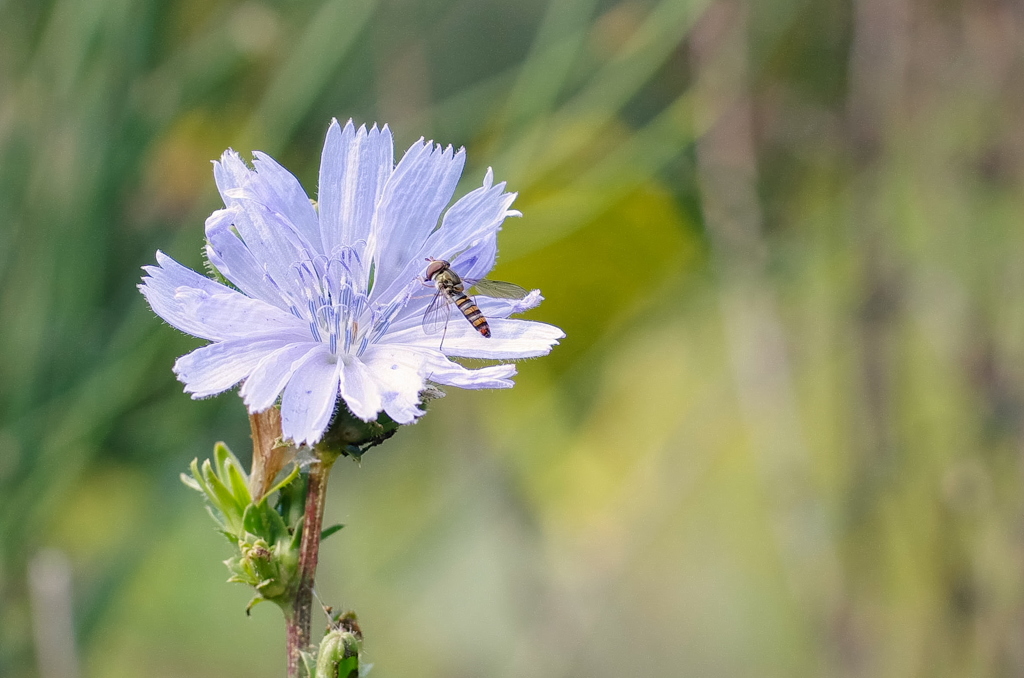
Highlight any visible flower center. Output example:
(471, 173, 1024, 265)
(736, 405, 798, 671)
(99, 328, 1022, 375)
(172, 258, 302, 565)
(283, 249, 406, 357)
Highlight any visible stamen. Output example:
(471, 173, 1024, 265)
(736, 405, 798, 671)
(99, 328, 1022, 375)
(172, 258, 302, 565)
(261, 268, 303, 319)
(327, 306, 337, 355)
(281, 245, 413, 358)
(308, 312, 323, 343)
(367, 298, 405, 345)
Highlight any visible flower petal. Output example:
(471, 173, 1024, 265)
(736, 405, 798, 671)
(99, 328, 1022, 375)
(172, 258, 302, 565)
(143, 250, 230, 296)
(214, 150, 317, 256)
(213, 149, 255, 200)
(213, 150, 314, 301)
(174, 338, 292, 398)
(251, 150, 322, 253)
(383, 318, 564, 359)
(340, 357, 383, 421)
(141, 252, 304, 341)
(172, 288, 308, 342)
(382, 287, 543, 337)
(239, 342, 322, 412)
(422, 353, 517, 389)
(453, 231, 498, 282)
(143, 123, 563, 430)
(475, 289, 544, 319)
(425, 168, 519, 261)
(226, 195, 311, 300)
(366, 140, 466, 300)
(205, 208, 290, 310)
(372, 167, 517, 306)
(359, 347, 428, 424)
(318, 119, 394, 258)
(280, 346, 341, 446)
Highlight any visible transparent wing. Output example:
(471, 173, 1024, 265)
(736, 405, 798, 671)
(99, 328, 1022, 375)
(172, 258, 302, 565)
(422, 291, 453, 335)
(468, 278, 529, 299)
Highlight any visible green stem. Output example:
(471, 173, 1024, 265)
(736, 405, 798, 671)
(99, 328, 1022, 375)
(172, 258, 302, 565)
(286, 449, 339, 677)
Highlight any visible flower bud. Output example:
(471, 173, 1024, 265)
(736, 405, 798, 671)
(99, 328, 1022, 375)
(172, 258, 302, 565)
(319, 387, 446, 458)
(315, 629, 361, 678)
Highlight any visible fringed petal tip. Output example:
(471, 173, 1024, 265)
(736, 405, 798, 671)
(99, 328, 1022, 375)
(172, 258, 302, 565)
(516, 289, 544, 313)
(475, 289, 544, 320)
(429, 361, 518, 390)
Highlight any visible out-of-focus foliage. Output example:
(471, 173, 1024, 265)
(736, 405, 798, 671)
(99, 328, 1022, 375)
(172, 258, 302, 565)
(2, 0, 1024, 677)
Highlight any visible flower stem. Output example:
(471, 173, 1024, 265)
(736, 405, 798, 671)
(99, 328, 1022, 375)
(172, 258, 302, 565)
(286, 448, 339, 677)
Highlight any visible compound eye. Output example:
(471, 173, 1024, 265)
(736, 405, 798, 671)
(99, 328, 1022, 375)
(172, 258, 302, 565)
(424, 260, 447, 280)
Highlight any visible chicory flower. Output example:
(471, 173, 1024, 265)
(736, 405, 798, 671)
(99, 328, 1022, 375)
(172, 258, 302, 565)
(140, 119, 563, 446)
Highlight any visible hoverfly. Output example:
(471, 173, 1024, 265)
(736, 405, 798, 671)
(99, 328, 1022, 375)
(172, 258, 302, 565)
(422, 258, 528, 338)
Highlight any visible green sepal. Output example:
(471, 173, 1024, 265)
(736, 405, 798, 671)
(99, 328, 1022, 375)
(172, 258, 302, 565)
(319, 408, 401, 458)
(203, 251, 233, 288)
(321, 524, 345, 541)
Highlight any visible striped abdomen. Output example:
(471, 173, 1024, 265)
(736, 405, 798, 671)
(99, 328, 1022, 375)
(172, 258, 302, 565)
(453, 292, 491, 337)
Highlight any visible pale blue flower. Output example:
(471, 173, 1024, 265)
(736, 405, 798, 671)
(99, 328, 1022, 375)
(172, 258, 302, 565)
(140, 119, 563, 446)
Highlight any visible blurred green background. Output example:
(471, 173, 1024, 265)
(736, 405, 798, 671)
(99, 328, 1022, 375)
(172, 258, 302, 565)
(3, 0, 1024, 676)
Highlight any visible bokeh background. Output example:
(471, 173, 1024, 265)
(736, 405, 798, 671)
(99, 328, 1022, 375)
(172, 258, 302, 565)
(3, 0, 1024, 676)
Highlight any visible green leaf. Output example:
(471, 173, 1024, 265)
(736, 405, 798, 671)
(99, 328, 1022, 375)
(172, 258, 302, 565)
(321, 524, 345, 541)
(299, 651, 318, 678)
(336, 656, 359, 678)
(241, 498, 293, 545)
(245, 595, 268, 616)
(225, 455, 253, 506)
(179, 472, 201, 491)
(213, 441, 236, 480)
(188, 458, 213, 499)
(262, 463, 301, 502)
(264, 502, 290, 544)
(203, 506, 232, 539)
(276, 471, 307, 529)
(243, 503, 270, 538)
(213, 442, 253, 507)
(201, 460, 244, 534)
(202, 459, 243, 516)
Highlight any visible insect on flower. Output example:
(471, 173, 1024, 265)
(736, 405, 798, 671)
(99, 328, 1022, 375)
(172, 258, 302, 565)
(422, 257, 528, 339)
(139, 118, 564, 446)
